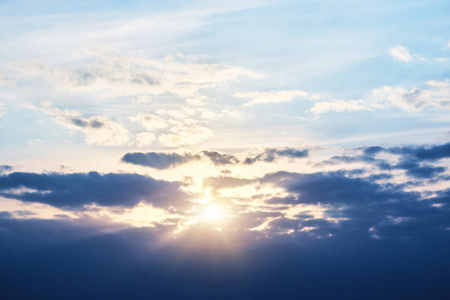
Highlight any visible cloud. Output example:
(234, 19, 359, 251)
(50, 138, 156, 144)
(203, 176, 254, 190)
(389, 45, 413, 63)
(312, 79, 450, 114)
(36, 102, 131, 146)
(319, 143, 450, 180)
(9, 52, 259, 100)
(365, 142, 450, 161)
(121, 148, 308, 169)
(0, 165, 12, 174)
(0, 172, 188, 210)
(235, 90, 308, 107)
(159, 124, 213, 147)
(1, 216, 450, 300)
(261, 171, 401, 205)
(391, 142, 450, 161)
(309, 99, 372, 114)
(135, 132, 156, 147)
(201, 151, 240, 166)
(382, 80, 450, 111)
(129, 113, 167, 131)
(244, 147, 308, 165)
(122, 152, 201, 169)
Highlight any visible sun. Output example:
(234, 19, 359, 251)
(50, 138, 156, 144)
(201, 204, 225, 221)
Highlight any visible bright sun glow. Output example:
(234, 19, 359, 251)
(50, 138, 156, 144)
(201, 204, 225, 221)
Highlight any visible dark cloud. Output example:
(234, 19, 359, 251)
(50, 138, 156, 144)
(275, 148, 309, 158)
(260, 170, 450, 242)
(0, 165, 12, 174)
(0, 172, 188, 210)
(364, 143, 450, 161)
(122, 152, 201, 169)
(363, 146, 384, 156)
(122, 148, 308, 168)
(407, 143, 450, 160)
(71, 118, 104, 128)
(262, 171, 405, 205)
(201, 151, 240, 166)
(13, 210, 36, 217)
(1, 216, 450, 300)
(394, 160, 446, 179)
(0, 211, 12, 219)
(244, 147, 308, 165)
(321, 143, 449, 179)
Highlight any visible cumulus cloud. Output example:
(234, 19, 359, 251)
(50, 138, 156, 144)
(0, 172, 188, 210)
(389, 45, 413, 63)
(35, 102, 131, 146)
(235, 90, 308, 107)
(122, 152, 201, 169)
(377, 80, 450, 111)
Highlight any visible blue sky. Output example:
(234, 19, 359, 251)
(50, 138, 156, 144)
(1, 1, 450, 299)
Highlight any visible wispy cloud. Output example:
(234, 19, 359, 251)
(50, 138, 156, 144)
(389, 45, 414, 63)
(309, 99, 373, 114)
(235, 90, 308, 107)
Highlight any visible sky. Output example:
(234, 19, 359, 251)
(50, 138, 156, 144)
(1, 0, 450, 299)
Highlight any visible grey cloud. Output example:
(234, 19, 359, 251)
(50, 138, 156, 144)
(72, 67, 159, 87)
(320, 144, 450, 180)
(261, 171, 411, 206)
(14, 210, 37, 217)
(201, 151, 240, 166)
(71, 118, 104, 128)
(0, 172, 189, 210)
(363, 146, 384, 156)
(365, 143, 450, 161)
(122, 152, 201, 169)
(122, 148, 308, 169)
(0, 165, 12, 174)
(244, 148, 309, 165)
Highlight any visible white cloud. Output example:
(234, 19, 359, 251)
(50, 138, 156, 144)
(309, 79, 450, 115)
(8, 53, 260, 100)
(36, 102, 131, 146)
(159, 125, 213, 147)
(129, 113, 167, 131)
(309, 99, 372, 115)
(135, 132, 156, 147)
(132, 95, 152, 104)
(371, 80, 450, 111)
(235, 90, 308, 107)
(389, 46, 413, 63)
(185, 95, 208, 106)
